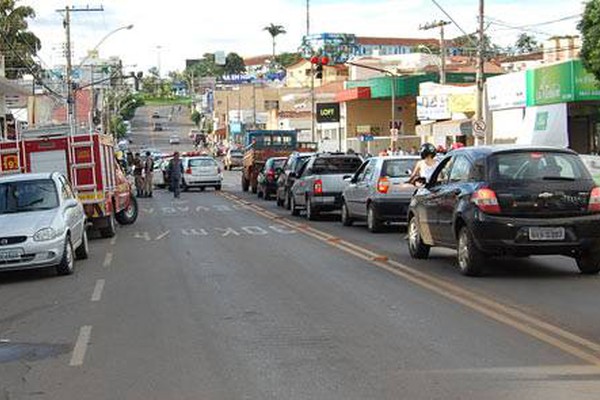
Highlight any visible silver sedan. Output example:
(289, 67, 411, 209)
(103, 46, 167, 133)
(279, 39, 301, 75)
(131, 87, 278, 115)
(0, 172, 89, 275)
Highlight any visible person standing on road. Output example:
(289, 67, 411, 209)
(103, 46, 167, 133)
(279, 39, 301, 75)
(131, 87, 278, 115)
(143, 151, 155, 198)
(133, 152, 144, 197)
(169, 152, 184, 198)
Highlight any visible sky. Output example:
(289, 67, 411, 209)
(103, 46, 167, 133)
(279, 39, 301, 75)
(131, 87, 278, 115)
(23, 0, 585, 76)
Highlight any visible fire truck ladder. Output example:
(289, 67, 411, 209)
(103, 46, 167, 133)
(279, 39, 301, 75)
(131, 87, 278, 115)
(68, 126, 99, 201)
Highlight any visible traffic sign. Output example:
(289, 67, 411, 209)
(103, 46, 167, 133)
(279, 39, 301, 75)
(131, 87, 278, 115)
(473, 119, 486, 134)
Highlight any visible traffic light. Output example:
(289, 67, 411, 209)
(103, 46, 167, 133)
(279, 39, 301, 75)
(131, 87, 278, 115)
(310, 56, 330, 80)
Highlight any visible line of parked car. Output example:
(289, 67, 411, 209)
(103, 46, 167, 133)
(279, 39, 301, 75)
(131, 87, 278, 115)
(252, 146, 600, 277)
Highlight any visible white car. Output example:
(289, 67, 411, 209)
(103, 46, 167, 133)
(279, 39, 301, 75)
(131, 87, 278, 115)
(0, 172, 89, 275)
(181, 156, 223, 191)
(169, 135, 180, 145)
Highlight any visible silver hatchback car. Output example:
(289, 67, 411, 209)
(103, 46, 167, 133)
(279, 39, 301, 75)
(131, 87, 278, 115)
(0, 172, 89, 275)
(341, 155, 419, 232)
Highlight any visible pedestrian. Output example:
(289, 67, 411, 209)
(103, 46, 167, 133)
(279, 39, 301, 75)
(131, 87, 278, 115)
(169, 152, 184, 198)
(133, 152, 144, 197)
(143, 151, 154, 198)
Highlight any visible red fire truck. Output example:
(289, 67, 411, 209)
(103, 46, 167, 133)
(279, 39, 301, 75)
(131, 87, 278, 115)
(0, 125, 138, 238)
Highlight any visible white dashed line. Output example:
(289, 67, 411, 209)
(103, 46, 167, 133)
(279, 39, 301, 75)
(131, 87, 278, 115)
(70, 326, 92, 366)
(155, 230, 170, 241)
(91, 279, 105, 302)
(103, 252, 113, 267)
(110, 235, 118, 246)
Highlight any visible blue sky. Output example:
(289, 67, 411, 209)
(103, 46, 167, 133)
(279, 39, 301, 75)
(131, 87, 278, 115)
(23, 0, 584, 74)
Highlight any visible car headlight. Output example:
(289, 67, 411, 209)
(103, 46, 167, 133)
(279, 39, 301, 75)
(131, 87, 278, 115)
(34, 227, 61, 242)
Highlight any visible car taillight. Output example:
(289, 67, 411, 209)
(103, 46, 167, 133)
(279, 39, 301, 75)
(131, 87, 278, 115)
(377, 177, 390, 194)
(589, 187, 600, 212)
(185, 167, 192, 175)
(314, 179, 323, 195)
(471, 188, 501, 214)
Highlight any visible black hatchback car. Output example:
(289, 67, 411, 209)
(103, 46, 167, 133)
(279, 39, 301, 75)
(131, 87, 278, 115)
(407, 146, 600, 276)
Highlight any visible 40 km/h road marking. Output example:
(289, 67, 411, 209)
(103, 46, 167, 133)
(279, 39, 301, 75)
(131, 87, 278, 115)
(219, 191, 600, 366)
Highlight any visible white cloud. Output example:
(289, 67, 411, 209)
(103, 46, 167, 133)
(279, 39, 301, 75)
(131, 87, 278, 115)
(23, 0, 584, 75)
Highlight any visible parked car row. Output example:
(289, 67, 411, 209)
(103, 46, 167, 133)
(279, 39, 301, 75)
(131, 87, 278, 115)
(253, 146, 600, 277)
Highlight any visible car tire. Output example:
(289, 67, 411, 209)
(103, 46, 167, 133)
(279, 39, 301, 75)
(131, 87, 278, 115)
(306, 198, 319, 221)
(75, 229, 89, 260)
(341, 201, 353, 226)
(257, 187, 263, 198)
(215, 185, 222, 191)
(264, 191, 271, 201)
(576, 250, 600, 275)
(284, 192, 291, 210)
(100, 212, 117, 238)
(290, 195, 300, 216)
(407, 215, 430, 259)
(56, 236, 75, 276)
(116, 195, 138, 225)
(367, 204, 383, 233)
(242, 176, 249, 192)
(199, 186, 206, 192)
(457, 226, 485, 277)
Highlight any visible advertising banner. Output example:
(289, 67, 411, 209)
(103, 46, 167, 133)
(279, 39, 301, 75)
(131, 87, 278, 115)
(417, 94, 451, 121)
(487, 71, 526, 111)
(526, 62, 574, 106)
(316, 103, 340, 123)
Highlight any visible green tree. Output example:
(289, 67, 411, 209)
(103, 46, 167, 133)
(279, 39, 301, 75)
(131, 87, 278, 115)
(275, 52, 302, 68)
(579, 0, 600, 82)
(191, 110, 202, 127)
(224, 53, 246, 75)
(515, 33, 538, 54)
(0, 0, 42, 79)
(452, 33, 502, 58)
(186, 53, 224, 78)
(263, 23, 286, 62)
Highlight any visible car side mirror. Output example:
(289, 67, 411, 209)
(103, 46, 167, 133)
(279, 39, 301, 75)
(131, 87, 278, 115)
(405, 169, 412, 175)
(65, 199, 79, 209)
(343, 175, 353, 182)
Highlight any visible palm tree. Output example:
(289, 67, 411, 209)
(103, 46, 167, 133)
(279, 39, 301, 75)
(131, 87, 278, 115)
(263, 23, 286, 63)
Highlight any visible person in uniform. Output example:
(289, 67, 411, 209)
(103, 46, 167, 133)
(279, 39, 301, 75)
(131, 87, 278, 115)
(133, 153, 144, 197)
(169, 152, 184, 198)
(143, 151, 154, 198)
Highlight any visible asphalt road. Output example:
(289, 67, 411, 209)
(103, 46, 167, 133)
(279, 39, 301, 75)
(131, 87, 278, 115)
(1, 106, 600, 399)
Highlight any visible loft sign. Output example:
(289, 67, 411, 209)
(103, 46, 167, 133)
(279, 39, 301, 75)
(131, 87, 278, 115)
(316, 103, 340, 123)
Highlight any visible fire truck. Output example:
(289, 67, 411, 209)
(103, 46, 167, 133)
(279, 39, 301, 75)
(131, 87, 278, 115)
(0, 125, 138, 238)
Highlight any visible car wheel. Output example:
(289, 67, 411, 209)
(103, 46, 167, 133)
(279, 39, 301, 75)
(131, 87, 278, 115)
(100, 212, 117, 238)
(215, 185, 222, 191)
(306, 198, 319, 221)
(576, 250, 600, 274)
(407, 215, 430, 259)
(116, 195, 138, 225)
(367, 204, 382, 233)
(290, 195, 300, 216)
(284, 193, 291, 210)
(75, 229, 89, 260)
(341, 201, 353, 226)
(56, 236, 75, 276)
(457, 226, 485, 277)
(199, 186, 206, 192)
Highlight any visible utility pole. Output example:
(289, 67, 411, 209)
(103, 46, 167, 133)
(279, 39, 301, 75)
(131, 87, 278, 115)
(475, 0, 486, 144)
(307, 0, 316, 143)
(419, 20, 450, 84)
(56, 5, 104, 133)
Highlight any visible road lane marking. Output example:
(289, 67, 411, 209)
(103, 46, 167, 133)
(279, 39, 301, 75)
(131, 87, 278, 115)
(103, 252, 113, 267)
(110, 235, 118, 246)
(91, 279, 105, 302)
(220, 191, 600, 366)
(155, 230, 170, 241)
(70, 326, 92, 366)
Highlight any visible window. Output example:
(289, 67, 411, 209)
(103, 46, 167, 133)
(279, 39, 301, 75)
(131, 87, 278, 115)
(353, 160, 370, 182)
(488, 151, 590, 182)
(448, 156, 472, 183)
(0, 179, 59, 214)
(312, 157, 363, 175)
(189, 158, 217, 168)
(382, 159, 417, 178)
(431, 157, 453, 185)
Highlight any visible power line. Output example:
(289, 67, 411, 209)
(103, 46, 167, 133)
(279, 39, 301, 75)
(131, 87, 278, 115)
(430, 0, 477, 47)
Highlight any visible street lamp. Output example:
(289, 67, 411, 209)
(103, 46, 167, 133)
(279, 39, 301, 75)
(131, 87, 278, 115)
(76, 24, 134, 70)
(418, 45, 445, 84)
(346, 61, 398, 149)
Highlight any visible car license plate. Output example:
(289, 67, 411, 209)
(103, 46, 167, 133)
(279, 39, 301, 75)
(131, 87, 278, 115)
(528, 227, 565, 241)
(0, 249, 23, 261)
(319, 196, 336, 203)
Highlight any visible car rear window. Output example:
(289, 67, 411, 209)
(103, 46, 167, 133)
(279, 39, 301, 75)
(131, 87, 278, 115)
(312, 157, 362, 174)
(382, 159, 418, 178)
(488, 151, 592, 182)
(0, 179, 59, 214)
(271, 159, 286, 169)
(580, 155, 600, 185)
(189, 158, 217, 167)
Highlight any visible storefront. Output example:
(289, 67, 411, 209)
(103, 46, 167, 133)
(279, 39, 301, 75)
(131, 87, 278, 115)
(524, 60, 600, 153)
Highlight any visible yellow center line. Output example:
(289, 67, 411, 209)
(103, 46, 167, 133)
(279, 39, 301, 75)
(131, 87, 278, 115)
(218, 191, 600, 365)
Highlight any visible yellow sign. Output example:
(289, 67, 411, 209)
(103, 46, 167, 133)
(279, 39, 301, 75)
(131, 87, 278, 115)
(449, 94, 476, 113)
(77, 192, 105, 202)
(1, 154, 19, 171)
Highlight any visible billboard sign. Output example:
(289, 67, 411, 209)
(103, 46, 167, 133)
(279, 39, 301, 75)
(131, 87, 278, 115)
(316, 103, 340, 123)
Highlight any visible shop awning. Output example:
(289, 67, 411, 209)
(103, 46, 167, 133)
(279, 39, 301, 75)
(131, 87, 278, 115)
(335, 87, 371, 102)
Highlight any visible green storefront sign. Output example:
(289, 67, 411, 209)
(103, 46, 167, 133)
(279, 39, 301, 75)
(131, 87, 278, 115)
(527, 59, 600, 106)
